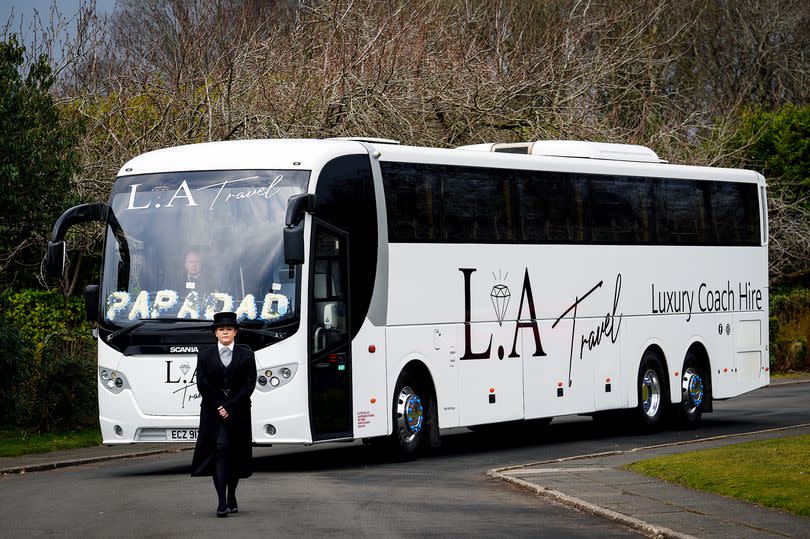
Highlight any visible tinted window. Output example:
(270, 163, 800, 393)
(381, 162, 439, 242)
(381, 161, 760, 247)
(441, 166, 516, 242)
(655, 179, 709, 244)
(710, 182, 760, 245)
(518, 171, 586, 242)
(589, 176, 652, 243)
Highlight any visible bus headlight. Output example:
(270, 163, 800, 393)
(100, 367, 128, 394)
(256, 363, 297, 392)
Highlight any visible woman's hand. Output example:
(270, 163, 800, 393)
(217, 406, 229, 420)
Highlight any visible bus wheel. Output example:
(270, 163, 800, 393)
(390, 373, 428, 460)
(636, 352, 667, 430)
(676, 353, 706, 427)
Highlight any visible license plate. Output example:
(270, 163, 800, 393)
(168, 429, 198, 440)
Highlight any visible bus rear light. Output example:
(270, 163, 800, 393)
(557, 381, 563, 388)
(370, 397, 376, 404)
(257, 376, 267, 386)
(489, 387, 495, 393)
(270, 377, 280, 387)
(114, 425, 123, 437)
(368, 345, 376, 353)
(674, 372, 679, 377)
(606, 377, 611, 383)
(280, 368, 291, 379)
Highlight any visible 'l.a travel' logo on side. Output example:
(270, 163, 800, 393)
(459, 268, 547, 361)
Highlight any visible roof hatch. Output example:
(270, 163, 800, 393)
(457, 140, 665, 163)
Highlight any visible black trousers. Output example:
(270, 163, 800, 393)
(213, 422, 238, 508)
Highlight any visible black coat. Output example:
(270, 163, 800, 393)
(190, 343, 257, 478)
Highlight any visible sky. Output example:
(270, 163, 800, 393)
(1, 0, 118, 57)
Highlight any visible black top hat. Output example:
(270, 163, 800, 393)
(211, 311, 239, 331)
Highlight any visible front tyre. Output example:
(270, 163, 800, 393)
(389, 373, 429, 460)
(636, 352, 667, 430)
(676, 353, 706, 428)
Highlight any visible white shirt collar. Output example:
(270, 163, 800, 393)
(218, 342, 235, 353)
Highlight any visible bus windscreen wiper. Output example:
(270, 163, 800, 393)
(105, 318, 209, 342)
(239, 327, 290, 340)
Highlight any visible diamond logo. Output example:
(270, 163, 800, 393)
(151, 185, 169, 199)
(180, 363, 190, 375)
(490, 284, 511, 326)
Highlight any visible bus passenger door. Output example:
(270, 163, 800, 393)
(308, 221, 353, 441)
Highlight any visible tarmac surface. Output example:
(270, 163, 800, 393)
(1, 377, 809, 538)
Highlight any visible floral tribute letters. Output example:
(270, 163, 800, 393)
(105, 290, 289, 322)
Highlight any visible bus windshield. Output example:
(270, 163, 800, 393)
(101, 169, 309, 328)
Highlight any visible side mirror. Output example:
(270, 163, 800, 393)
(84, 284, 100, 322)
(46, 241, 66, 278)
(284, 224, 305, 265)
(284, 194, 316, 265)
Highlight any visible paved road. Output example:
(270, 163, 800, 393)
(1, 383, 807, 537)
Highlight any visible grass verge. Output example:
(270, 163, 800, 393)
(624, 434, 810, 517)
(771, 371, 810, 380)
(0, 427, 101, 458)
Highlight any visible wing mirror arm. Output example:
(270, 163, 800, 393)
(46, 203, 110, 279)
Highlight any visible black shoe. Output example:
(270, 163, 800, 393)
(216, 507, 229, 518)
(228, 505, 238, 514)
(227, 496, 238, 513)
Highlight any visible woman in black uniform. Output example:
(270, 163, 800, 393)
(191, 311, 257, 517)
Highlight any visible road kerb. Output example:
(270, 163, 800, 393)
(0, 446, 193, 475)
(487, 468, 696, 539)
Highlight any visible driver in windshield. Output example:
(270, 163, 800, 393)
(178, 249, 211, 293)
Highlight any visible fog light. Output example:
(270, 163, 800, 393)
(265, 370, 272, 377)
(111, 372, 118, 379)
(270, 377, 280, 387)
(107, 379, 115, 389)
(101, 370, 109, 381)
(115, 378, 124, 389)
(114, 425, 123, 437)
(265, 424, 276, 435)
(280, 368, 291, 379)
(257, 376, 267, 386)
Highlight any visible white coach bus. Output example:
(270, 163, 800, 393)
(47, 138, 769, 457)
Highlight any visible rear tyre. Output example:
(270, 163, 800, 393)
(636, 351, 667, 430)
(388, 372, 430, 460)
(676, 352, 706, 428)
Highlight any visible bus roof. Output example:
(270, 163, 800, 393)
(117, 138, 762, 185)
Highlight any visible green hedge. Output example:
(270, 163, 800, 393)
(0, 288, 90, 347)
(770, 286, 810, 372)
(0, 289, 96, 430)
